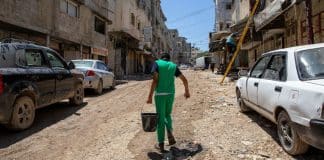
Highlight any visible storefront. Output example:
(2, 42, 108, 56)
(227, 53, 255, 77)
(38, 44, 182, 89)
(91, 47, 108, 63)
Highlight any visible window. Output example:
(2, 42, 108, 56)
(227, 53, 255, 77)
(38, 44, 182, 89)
(25, 50, 46, 67)
(219, 23, 223, 30)
(46, 51, 65, 68)
(226, 4, 232, 10)
(95, 16, 106, 34)
(263, 54, 287, 81)
(250, 56, 271, 78)
(68, 2, 77, 17)
(96, 62, 108, 71)
(137, 22, 141, 30)
(226, 23, 230, 29)
(297, 47, 324, 80)
(131, 13, 135, 26)
(73, 60, 94, 68)
(60, 0, 78, 17)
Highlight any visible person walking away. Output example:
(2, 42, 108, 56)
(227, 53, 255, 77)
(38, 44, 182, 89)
(210, 63, 215, 73)
(146, 53, 190, 152)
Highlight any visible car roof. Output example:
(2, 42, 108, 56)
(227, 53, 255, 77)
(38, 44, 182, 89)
(0, 42, 56, 52)
(72, 59, 105, 63)
(263, 43, 324, 56)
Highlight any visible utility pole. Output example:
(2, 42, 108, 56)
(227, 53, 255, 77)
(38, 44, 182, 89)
(305, 0, 314, 44)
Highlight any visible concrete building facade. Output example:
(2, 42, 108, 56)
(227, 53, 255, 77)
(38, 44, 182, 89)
(214, 0, 233, 32)
(230, 0, 324, 68)
(0, 0, 190, 79)
(0, 0, 112, 62)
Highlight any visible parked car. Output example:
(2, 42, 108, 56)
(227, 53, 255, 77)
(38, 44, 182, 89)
(179, 64, 189, 70)
(72, 59, 115, 95)
(0, 40, 84, 130)
(236, 43, 324, 155)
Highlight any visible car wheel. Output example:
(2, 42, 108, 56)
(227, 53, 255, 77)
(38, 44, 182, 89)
(8, 96, 35, 130)
(70, 83, 84, 106)
(236, 89, 250, 112)
(277, 111, 309, 155)
(95, 80, 103, 95)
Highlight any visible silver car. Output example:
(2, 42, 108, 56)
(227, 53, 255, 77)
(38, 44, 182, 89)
(72, 59, 115, 94)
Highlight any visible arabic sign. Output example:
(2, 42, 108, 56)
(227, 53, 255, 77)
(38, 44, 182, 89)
(91, 47, 108, 56)
(143, 27, 152, 42)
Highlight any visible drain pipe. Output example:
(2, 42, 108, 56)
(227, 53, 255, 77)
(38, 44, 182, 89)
(305, 0, 314, 44)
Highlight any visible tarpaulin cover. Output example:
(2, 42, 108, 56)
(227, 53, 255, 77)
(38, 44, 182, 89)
(254, 0, 296, 31)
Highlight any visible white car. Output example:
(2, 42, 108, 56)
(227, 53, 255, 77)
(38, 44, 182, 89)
(72, 60, 115, 95)
(236, 43, 324, 155)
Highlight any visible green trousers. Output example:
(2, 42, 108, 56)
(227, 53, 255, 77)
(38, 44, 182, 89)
(154, 94, 175, 143)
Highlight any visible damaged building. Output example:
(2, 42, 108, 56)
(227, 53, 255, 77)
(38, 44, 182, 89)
(210, 0, 324, 70)
(0, 0, 112, 63)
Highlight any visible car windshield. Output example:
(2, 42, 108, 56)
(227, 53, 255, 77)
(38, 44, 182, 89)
(297, 47, 324, 80)
(73, 60, 93, 68)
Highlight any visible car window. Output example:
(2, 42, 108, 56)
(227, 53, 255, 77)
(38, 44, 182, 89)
(263, 54, 287, 81)
(73, 60, 94, 68)
(25, 49, 46, 67)
(46, 51, 65, 68)
(96, 62, 108, 71)
(297, 47, 324, 80)
(250, 56, 271, 78)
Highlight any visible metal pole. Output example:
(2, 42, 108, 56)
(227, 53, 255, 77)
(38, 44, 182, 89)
(220, 0, 260, 84)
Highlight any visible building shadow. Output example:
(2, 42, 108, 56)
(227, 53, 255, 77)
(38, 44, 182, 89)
(147, 143, 203, 160)
(244, 111, 324, 159)
(123, 74, 152, 81)
(0, 102, 87, 148)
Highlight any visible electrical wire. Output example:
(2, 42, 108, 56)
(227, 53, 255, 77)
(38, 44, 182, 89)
(167, 5, 215, 24)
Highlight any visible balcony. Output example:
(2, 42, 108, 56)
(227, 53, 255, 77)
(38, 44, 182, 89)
(84, 0, 112, 24)
(254, 0, 296, 31)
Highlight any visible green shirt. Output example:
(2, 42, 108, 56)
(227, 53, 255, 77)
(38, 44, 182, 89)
(154, 59, 177, 95)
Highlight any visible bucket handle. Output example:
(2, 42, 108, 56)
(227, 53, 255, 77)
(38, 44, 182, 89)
(141, 102, 155, 114)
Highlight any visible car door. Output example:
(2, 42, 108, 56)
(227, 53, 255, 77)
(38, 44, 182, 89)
(258, 53, 287, 117)
(246, 55, 271, 107)
(23, 49, 56, 107)
(45, 50, 74, 101)
(96, 62, 111, 88)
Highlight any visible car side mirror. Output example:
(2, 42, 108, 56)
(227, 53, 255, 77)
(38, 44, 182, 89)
(67, 61, 75, 70)
(108, 68, 113, 72)
(238, 70, 248, 77)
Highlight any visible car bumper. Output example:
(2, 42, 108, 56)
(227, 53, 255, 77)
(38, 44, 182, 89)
(294, 119, 324, 150)
(0, 94, 15, 124)
(83, 76, 99, 89)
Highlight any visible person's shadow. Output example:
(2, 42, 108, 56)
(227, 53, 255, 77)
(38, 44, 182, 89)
(147, 142, 203, 160)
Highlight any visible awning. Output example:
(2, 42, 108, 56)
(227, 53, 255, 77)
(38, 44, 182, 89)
(210, 31, 231, 41)
(254, 0, 297, 31)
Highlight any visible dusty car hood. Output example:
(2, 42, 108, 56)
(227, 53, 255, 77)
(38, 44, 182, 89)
(305, 79, 324, 86)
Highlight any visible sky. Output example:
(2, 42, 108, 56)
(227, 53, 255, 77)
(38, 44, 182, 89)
(161, 0, 215, 51)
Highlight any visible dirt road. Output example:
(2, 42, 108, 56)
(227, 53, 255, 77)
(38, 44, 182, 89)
(0, 70, 323, 160)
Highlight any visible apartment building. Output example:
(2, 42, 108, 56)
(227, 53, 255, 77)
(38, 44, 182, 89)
(0, 0, 189, 79)
(0, 0, 112, 62)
